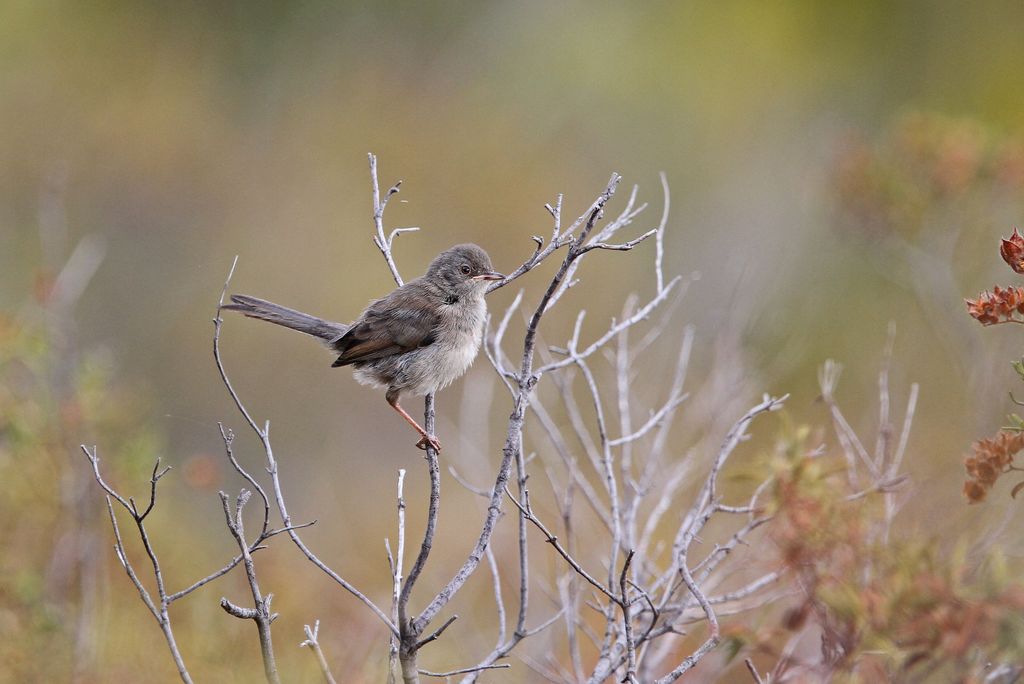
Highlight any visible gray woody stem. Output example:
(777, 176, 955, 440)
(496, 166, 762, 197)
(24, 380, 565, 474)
(397, 396, 441, 684)
(79, 448, 192, 683)
(213, 257, 398, 636)
(375, 164, 622, 682)
(412, 174, 622, 637)
(218, 489, 280, 684)
(369, 152, 418, 288)
(301, 620, 338, 684)
(387, 469, 407, 683)
(366, 154, 440, 684)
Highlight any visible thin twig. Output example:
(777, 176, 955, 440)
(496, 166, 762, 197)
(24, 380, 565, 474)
(412, 174, 623, 637)
(300, 620, 338, 684)
(388, 469, 408, 683)
(505, 486, 617, 603)
(651, 558, 719, 684)
(620, 550, 639, 684)
(745, 657, 766, 684)
(79, 447, 193, 683)
(218, 489, 280, 684)
(420, 664, 511, 677)
(369, 152, 413, 287)
(213, 257, 398, 636)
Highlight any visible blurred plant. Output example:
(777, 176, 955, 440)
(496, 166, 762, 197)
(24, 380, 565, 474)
(832, 112, 1024, 379)
(724, 359, 1024, 683)
(761, 438, 1024, 681)
(963, 229, 1024, 503)
(67, 155, 1024, 684)
(963, 431, 1024, 503)
(77, 159, 799, 683)
(834, 112, 1024, 506)
(0, 237, 161, 682)
(834, 112, 1024, 241)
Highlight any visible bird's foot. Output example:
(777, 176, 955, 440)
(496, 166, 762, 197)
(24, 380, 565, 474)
(415, 434, 442, 452)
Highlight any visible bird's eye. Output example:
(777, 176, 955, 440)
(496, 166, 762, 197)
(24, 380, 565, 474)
(460, 264, 471, 275)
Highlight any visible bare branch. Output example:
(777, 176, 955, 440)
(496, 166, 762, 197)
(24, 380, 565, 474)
(218, 422, 270, 539)
(167, 521, 313, 603)
(300, 620, 338, 684)
(388, 469, 408, 682)
(652, 558, 719, 684)
(537, 276, 682, 375)
(218, 489, 280, 684)
(399, 398, 441, 632)
(608, 393, 689, 447)
(80, 447, 193, 683)
(369, 152, 410, 287)
(580, 228, 658, 254)
(745, 658, 766, 684)
(620, 550, 639, 684)
(420, 664, 511, 678)
(654, 172, 670, 293)
(415, 615, 458, 650)
(412, 173, 623, 636)
(819, 360, 879, 484)
(506, 486, 617, 603)
(214, 257, 398, 636)
(103, 496, 158, 619)
(485, 546, 507, 648)
(707, 571, 783, 605)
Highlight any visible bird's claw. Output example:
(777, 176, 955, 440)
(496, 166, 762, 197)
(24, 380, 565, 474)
(415, 435, 442, 452)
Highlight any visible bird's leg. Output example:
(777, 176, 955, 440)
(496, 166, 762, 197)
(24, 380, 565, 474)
(386, 390, 442, 452)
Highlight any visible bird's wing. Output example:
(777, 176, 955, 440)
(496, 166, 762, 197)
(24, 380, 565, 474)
(331, 283, 439, 367)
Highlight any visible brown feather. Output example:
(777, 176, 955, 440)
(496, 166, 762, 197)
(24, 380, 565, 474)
(331, 281, 440, 366)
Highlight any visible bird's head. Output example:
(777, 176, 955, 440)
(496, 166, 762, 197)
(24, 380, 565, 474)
(425, 244, 503, 296)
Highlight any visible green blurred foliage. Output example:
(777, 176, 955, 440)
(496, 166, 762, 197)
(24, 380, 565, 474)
(0, 309, 163, 681)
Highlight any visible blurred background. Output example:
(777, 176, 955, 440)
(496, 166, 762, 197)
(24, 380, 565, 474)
(4, 1, 1024, 681)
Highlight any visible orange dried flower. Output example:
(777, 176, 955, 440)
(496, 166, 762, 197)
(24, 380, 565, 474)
(963, 430, 1024, 502)
(965, 286, 1024, 325)
(1000, 228, 1024, 274)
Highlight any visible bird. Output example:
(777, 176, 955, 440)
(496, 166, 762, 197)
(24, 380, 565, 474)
(221, 244, 503, 452)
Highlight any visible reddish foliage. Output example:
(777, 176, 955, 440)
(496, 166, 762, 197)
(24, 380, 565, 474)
(1000, 228, 1024, 274)
(963, 430, 1024, 503)
(965, 285, 1024, 325)
(760, 452, 1024, 679)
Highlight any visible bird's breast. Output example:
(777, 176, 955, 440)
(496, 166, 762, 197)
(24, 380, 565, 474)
(428, 296, 486, 389)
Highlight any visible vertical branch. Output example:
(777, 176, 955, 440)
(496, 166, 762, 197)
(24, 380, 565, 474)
(388, 469, 408, 683)
(218, 489, 280, 684)
(559, 480, 585, 683)
(654, 172, 670, 294)
(513, 442, 530, 638)
(301, 620, 338, 684)
(620, 550, 639, 684)
(884, 382, 918, 540)
(615, 298, 638, 552)
(367, 155, 444, 683)
(397, 396, 441, 684)
(412, 174, 622, 638)
(369, 152, 417, 288)
(486, 547, 508, 647)
(874, 322, 897, 472)
(576, 358, 622, 587)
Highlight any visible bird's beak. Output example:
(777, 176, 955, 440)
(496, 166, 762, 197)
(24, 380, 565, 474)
(473, 271, 504, 281)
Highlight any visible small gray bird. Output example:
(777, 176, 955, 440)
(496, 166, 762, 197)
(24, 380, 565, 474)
(222, 244, 503, 452)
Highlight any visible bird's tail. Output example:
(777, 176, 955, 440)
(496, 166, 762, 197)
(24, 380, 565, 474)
(222, 294, 348, 342)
